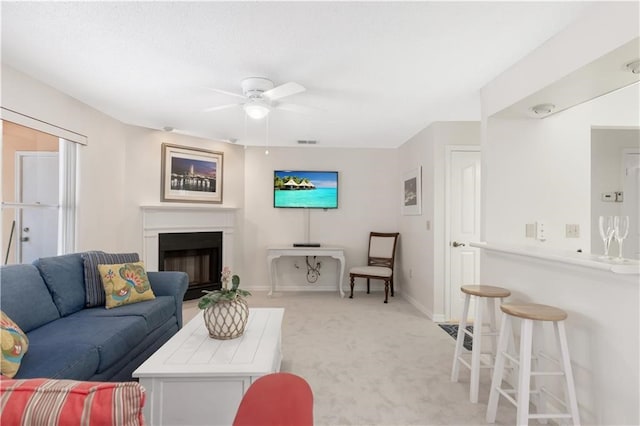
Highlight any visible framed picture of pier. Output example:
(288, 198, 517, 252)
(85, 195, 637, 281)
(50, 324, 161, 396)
(161, 143, 223, 203)
(402, 167, 421, 215)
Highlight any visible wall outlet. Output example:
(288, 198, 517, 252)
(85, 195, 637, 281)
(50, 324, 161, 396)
(426, 220, 431, 231)
(566, 224, 580, 238)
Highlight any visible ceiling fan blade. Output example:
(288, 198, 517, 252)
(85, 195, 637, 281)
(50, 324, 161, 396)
(203, 103, 242, 112)
(276, 102, 319, 114)
(202, 86, 246, 99)
(263, 82, 305, 100)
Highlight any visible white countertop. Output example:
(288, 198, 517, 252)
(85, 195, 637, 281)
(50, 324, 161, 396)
(470, 241, 640, 274)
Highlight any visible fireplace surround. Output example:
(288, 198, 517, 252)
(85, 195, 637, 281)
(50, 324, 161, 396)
(141, 204, 235, 300)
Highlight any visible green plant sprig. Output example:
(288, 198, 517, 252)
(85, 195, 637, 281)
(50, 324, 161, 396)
(198, 274, 251, 310)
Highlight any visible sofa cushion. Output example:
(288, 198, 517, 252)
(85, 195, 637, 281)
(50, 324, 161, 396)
(0, 264, 61, 332)
(81, 251, 140, 307)
(33, 253, 86, 317)
(70, 296, 176, 334)
(0, 378, 145, 426)
(27, 315, 147, 374)
(1, 311, 29, 378)
(16, 342, 100, 380)
(98, 262, 155, 309)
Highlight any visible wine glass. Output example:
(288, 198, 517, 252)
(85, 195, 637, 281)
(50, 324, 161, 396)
(598, 215, 615, 259)
(614, 215, 630, 261)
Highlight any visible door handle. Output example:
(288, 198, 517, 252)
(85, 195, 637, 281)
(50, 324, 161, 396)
(452, 241, 466, 247)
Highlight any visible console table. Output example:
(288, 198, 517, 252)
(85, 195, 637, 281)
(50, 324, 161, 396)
(266, 246, 345, 297)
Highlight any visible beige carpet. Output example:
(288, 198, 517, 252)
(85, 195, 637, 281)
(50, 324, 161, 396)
(183, 291, 517, 426)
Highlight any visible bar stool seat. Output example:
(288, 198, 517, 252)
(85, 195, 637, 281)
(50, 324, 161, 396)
(451, 285, 511, 403)
(501, 303, 568, 322)
(461, 285, 511, 299)
(486, 302, 580, 426)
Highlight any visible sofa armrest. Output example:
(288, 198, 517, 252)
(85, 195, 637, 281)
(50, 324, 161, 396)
(0, 378, 146, 425)
(147, 271, 188, 328)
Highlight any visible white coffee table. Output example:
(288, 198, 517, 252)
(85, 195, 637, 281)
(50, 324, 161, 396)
(133, 308, 284, 426)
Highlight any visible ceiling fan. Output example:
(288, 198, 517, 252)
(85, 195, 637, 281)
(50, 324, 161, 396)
(203, 77, 312, 119)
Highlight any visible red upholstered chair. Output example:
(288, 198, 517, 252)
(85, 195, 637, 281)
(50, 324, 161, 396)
(233, 372, 313, 426)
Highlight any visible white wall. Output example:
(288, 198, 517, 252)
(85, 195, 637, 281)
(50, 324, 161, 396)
(485, 84, 639, 252)
(398, 122, 480, 319)
(482, 2, 639, 117)
(242, 146, 399, 292)
(480, 5, 640, 424)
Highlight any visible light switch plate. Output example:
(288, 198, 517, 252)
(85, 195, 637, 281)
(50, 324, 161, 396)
(525, 223, 536, 238)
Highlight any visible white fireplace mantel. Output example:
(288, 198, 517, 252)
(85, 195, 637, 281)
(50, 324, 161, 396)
(141, 204, 237, 272)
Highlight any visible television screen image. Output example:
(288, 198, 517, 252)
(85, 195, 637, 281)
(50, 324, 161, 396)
(274, 170, 338, 208)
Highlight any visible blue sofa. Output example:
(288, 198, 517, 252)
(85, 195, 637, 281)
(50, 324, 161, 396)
(0, 253, 188, 381)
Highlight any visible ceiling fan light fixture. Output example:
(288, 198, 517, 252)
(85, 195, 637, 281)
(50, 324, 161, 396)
(244, 100, 271, 120)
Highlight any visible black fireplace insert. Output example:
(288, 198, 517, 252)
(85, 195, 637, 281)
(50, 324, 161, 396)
(158, 231, 222, 300)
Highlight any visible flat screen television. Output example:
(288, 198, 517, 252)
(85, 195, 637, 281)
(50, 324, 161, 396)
(273, 170, 339, 209)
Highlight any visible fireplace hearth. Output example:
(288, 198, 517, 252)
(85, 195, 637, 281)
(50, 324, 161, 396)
(158, 231, 223, 300)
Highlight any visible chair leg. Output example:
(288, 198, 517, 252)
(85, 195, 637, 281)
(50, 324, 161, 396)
(516, 319, 533, 426)
(556, 321, 581, 426)
(367, 278, 370, 294)
(451, 293, 471, 382)
(383, 279, 389, 303)
(486, 314, 512, 423)
(390, 277, 394, 297)
(349, 275, 355, 299)
(470, 295, 484, 403)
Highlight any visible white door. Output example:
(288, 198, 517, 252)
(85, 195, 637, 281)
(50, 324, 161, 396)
(622, 152, 640, 259)
(448, 150, 481, 321)
(16, 152, 59, 263)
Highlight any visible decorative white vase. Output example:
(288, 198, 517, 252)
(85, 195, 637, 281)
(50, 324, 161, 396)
(203, 298, 249, 340)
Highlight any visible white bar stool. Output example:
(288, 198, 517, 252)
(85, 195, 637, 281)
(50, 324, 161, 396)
(451, 285, 511, 403)
(486, 303, 581, 426)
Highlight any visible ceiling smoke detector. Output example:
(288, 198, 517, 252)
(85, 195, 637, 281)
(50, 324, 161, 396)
(530, 103, 555, 115)
(625, 59, 640, 74)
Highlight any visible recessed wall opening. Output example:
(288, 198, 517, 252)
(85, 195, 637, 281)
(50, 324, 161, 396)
(158, 231, 223, 300)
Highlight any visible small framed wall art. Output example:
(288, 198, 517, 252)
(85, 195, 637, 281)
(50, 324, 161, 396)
(161, 143, 223, 203)
(402, 167, 422, 215)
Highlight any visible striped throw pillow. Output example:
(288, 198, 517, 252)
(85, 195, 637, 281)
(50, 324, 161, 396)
(82, 251, 140, 307)
(0, 378, 145, 426)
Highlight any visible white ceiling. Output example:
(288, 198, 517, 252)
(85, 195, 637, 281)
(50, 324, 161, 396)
(1, 1, 592, 148)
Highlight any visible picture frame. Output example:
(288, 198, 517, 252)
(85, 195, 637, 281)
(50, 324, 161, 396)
(161, 143, 223, 204)
(402, 167, 422, 215)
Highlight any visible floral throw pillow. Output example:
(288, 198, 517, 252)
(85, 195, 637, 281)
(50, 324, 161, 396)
(1, 311, 29, 378)
(97, 262, 156, 309)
